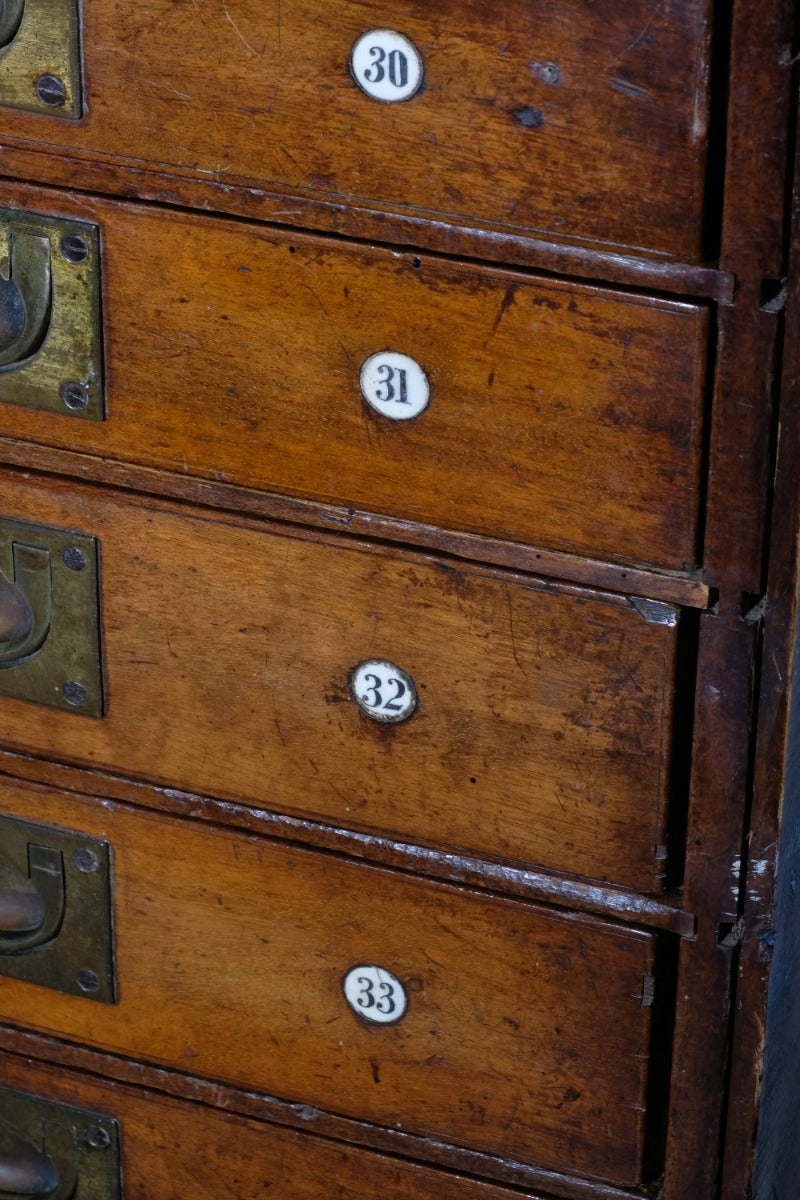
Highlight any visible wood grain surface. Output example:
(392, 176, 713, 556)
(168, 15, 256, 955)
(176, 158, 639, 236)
(0, 0, 712, 258)
(0, 778, 658, 1186)
(0, 0, 793, 1196)
(0, 182, 708, 572)
(0, 467, 682, 890)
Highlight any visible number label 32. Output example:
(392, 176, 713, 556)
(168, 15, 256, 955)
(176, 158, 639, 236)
(350, 660, 418, 724)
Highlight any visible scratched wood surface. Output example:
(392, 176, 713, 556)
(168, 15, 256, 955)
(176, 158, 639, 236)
(0, 467, 682, 891)
(0, 779, 657, 1186)
(0, 1, 712, 259)
(0, 1052, 562, 1200)
(0, 182, 708, 573)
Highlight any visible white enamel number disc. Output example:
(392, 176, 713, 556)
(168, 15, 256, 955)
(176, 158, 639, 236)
(350, 30, 425, 103)
(350, 660, 417, 723)
(360, 351, 430, 420)
(343, 964, 408, 1025)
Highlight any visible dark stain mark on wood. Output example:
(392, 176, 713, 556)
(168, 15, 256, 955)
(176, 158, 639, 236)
(512, 106, 544, 129)
(491, 285, 518, 333)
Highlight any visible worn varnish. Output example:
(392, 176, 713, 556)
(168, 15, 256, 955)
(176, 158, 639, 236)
(0, 468, 682, 890)
(0, 779, 658, 1187)
(0, 1, 712, 258)
(0, 183, 708, 571)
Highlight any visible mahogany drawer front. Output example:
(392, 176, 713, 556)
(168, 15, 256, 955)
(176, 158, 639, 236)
(0, 2, 711, 259)
(0, 470, 682, 890)
(0, 782, 660, 1187)
(0, 188, 709, 572)
(0, 1056, 556, 1200)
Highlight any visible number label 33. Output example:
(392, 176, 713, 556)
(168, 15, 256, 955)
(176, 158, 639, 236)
(343, 964, 408, 1025)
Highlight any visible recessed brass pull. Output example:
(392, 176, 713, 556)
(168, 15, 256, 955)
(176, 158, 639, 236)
(0, 0, 25, 49)
(0, 817, 113, 1001)
(0, 844, 65, 953)
(0, 851, 45, 934)
(0, 544, 52, 668)
(0, 210, 102, 418)
(0, 0, 82, 119)
(0, 232, 52, 370)
(0, 1124, 58, 1198)
(0, 1094, 117, 1200)
(0, 521, 102, 715)
(0, 569, 32, 647)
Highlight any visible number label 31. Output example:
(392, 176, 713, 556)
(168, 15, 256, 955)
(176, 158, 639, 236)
(360, 351, 430, 421)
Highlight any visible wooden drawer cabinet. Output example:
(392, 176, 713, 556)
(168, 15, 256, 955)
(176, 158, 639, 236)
(0, 4, 798, 1200)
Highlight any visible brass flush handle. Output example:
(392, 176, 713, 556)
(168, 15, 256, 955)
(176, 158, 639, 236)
(0, 232, 52, 370)
(0, 1120, 77, 1199)
(0, 1092, 116, 1199)
(0, 844, 65, 953)
(0, 545, 52, 667)
(0, 0, 25, 48)
(0, 1124, 58, 1197)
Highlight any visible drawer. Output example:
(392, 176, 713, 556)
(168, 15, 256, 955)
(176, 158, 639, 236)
(0, 1057, 557, 1200)
(0, 470, 684, 890)
(0, 1, 712, 259)
(0, 785, 663, 1188)
(0, 189, 709, 572)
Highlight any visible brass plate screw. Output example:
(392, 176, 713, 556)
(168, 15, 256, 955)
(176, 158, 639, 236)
(60, 381, 89, 411)
(62, 546, 87, 571)
(60, 234, 89, 264)
(61, 680, 87, 706)
(35, 74, 67, 106)
(85, 1124, 111, 1149)
(76, 967, 100, 992)
(72, 847, 99, 873)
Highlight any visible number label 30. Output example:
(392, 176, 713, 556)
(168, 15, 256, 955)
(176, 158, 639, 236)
(350, 29, 425, 102)
(343, 964, 408, 1025)
(350, 660, 418, 724)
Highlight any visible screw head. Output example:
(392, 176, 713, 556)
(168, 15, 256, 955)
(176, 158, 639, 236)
(35, 74, 67, 107)
(76, 967, 100, 993)
(60, 381, 90, 412)
(60, 234, 89, 264)
(73, 847, 99, 873)
(62, 546, 87, 571)
(62, 680, 87, 707)
(85, 1124, 111, 1150)
(531, 60, 561, 85)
